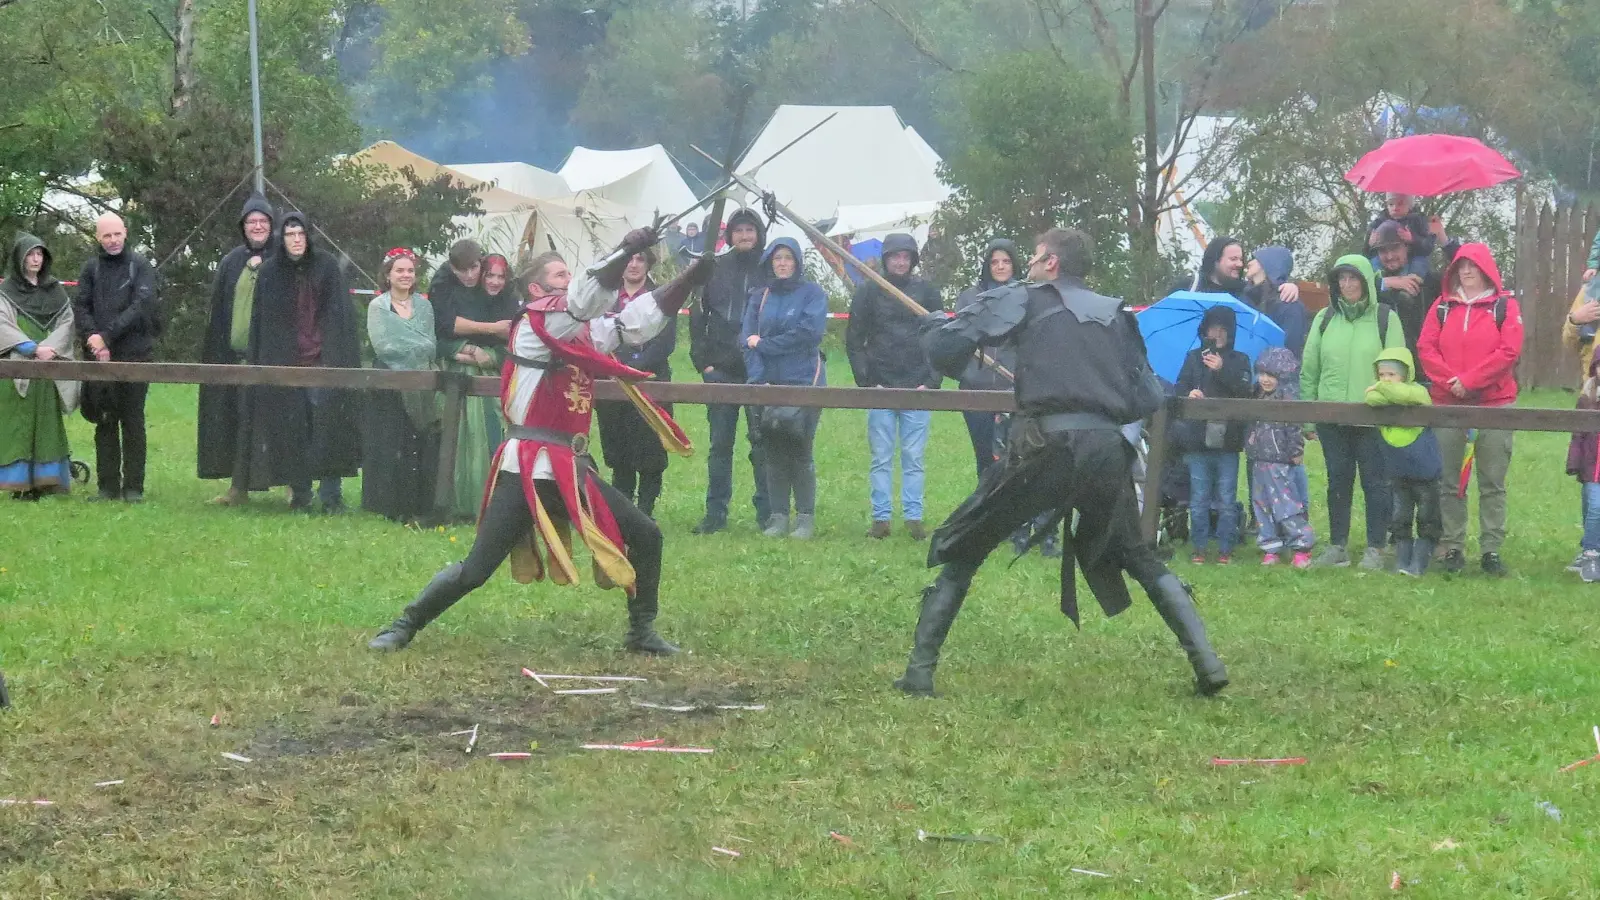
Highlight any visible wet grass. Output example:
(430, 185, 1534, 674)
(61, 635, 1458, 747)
(2, 374, 1598, 899)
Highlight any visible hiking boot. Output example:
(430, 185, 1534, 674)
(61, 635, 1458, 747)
(1440, 549, 1466, 575)
(1392, 540, 1415, 576)
(905, 520, 927, 541)
(1580, 550, 1600, 584)
(1148, 575, 1229, 697)
(789, 514, 815, 540)
(1569, 550, 1586, 573)
(893, 564, 974, 697)
(1358, 547, 1385, 571)
(624, 626, 680, 655)
(762, 514, 789, 538)
(368, 564, 469, 651)
(1481, 552, 1508, 578)
(866, 520, 891, 540)
(1314, 545, 1351, 568)
(691, 517, 726, 535)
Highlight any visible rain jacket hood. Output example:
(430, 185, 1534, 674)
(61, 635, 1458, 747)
(880, 232, 920, 285)
(976, 238, 1021, 291)
(1327, 254, 1380, 318)
(239, 192, 276, 252)
(1196, 303, 1238, 348)
(1245, 349, 1303, 463)
(725, 207, 768, 257)
(1441, 241, 1506, 299)
(1255, 346, 1300, 397)
(761, 237, 807, 292)
(1254, 246, 1293, 288)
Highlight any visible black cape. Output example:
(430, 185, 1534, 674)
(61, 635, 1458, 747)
(196, 193, 275, 479)
(233, 213, 362, 488)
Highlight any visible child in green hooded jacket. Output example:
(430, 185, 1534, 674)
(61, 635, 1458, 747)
(1365, 346, 1442, 576)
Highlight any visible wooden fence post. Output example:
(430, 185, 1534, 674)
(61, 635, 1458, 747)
(1140, 400, 1172, 546)
(431, 370, 470, 523)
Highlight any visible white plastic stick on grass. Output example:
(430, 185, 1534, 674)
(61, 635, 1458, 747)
(712, 846, 741, 858)
(220, 752, 252, 763)
(554, 688, 619, 695)
(0, 799, 54, 806)
(522, 668, 646, 683)
(1212, 892, 1250, 900)
(1069, 868, 1112, 878)
(94, 780, 124, 788)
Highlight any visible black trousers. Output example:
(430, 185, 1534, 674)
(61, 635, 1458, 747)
(453, 471, 664, 616)
(94, 381, 149, 494)
(933, 428, 1169, 597)
(1390, 477, 1443, 542)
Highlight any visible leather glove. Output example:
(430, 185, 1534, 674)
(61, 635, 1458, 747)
(622, 227, 659, 256)
(653, 256, 713, 318)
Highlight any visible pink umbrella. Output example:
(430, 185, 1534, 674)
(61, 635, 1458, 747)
(1345, 134, 1520, 197)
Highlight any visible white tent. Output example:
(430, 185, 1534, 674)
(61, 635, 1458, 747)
(734, 105, 951, 242)
(447, 162, 570, 201)
(558, 145, 700, 228)
(1154, 115, 1239, 267)
(353, 141, 634, 272)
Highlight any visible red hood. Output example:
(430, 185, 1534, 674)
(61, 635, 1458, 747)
(1441, 242, 1506, 302)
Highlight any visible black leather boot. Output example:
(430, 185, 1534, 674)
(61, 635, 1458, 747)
(623, 595, 679, 655)
(1148, 574, 1229, 696)
(894, 562, 975, 696)
(1392, 539, 1415, 575)
(368, 563, 470, 651)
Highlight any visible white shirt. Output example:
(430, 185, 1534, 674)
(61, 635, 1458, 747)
(499, 273, 667, 478)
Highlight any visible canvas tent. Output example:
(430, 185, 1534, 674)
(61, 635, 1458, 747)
(353, 141, 633, 272)
(733, 105, 952, 248)
(558, 145, 700, 228)
(447, 162, 570, 202)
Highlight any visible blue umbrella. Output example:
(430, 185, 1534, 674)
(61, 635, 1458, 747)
(843, 238, 884, 286)
(1137, 291, 1285, 384)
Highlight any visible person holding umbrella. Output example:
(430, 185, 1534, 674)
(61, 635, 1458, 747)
(1302, 255, 1406, 569)
(1173, 306, 1253, 564)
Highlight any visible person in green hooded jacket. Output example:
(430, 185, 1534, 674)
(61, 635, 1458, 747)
(1301, 253, 1405, 569)
(1365, 346, 1443, 577)
(0, 233, 79, 498)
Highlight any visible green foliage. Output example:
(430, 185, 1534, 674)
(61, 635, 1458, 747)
(360, 0, 531, 125)
(936, 52, 1137, 295)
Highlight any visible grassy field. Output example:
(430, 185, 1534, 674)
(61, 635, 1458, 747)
(3, 360, 1599, 899)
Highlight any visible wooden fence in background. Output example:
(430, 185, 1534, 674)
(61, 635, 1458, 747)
(1514, 199, 1598, 391)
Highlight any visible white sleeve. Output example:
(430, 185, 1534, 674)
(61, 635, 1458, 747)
(564, 272, 610, 320)
(587, 291, 668, 355)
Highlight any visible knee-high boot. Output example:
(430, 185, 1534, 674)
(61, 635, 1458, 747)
(369, 563, 471, 651)
(894, 561, 976, 696)
(1148, 574, 1229, 695)
(623, 593, 679, 655)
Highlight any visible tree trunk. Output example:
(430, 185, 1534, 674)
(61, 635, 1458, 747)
(172, 0, 196, 114)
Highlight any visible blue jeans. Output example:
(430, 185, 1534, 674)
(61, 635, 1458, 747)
(291, 478, 343, 508)
(868, 408, 931, 521)
(1583, 483, 1600, 551)
(701, 369, 769, 525)
(1185, 451, 1240, 554)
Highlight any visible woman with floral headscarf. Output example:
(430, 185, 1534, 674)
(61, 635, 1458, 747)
(361, 248, 439, 522)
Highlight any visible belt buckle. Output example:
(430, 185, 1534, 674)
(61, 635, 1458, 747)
(570, 433, 590, 455)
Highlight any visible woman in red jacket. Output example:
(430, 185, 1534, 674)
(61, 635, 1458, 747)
(1416, 243, 1524, 577)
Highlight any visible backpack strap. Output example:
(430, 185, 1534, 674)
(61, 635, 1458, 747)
(1435, 296, 1508, 330)
(1316, 303, 1391, 344)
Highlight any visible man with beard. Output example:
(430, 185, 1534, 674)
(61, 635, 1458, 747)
(894, 227, 1228, 698)
(688, 208, 770, 534)
(847, 232, 944, 540)
(595, 247, 677, 517)
(198, 193, 274, 505)
(367, 233, 710, 654)
(1371, 221, 1439, 368)
(74, 213, 160, 502)
(235, 213, 361, 512)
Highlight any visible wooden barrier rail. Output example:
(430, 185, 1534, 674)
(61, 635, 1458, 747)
(5, 359, 1595, 541)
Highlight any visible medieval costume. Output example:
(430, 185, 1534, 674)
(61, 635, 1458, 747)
(361, 255, 440, 523)
(368, 230, 709, 654)
(896, 268, 1229, 697)
(198, 193, 275, 486)
(234, 212, 362, 510)
(0, 233, 78, 497)
(438, 254, 516, 520)
(596, 266, 676, 517)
